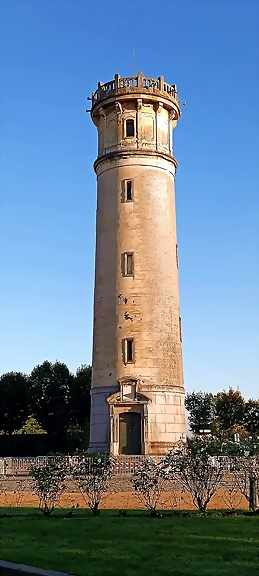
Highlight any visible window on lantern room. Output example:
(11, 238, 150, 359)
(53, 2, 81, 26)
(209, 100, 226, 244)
(126, 119, 134, 137)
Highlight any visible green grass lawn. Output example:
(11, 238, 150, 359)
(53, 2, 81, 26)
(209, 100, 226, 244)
(0, 508, 258, 576)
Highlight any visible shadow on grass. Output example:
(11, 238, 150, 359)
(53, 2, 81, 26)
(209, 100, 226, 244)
(0, 507, 257, 520)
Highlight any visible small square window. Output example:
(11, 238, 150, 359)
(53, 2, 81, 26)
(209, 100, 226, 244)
(126, 119, 134, 137)
(121, 252, 134, 276)
(122, 339, 134, 363)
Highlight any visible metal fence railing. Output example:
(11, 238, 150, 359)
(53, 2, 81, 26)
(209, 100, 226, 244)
(0, 455, 158, 476)
(0, 454, 257, 477)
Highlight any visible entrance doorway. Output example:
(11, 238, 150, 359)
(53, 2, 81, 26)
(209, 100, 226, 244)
(119, 412, 141, 455)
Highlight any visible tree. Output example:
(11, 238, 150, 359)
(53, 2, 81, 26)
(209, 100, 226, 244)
(16, 416, 47, 435)
(71, 454, 112, 515)
(215, 388, 245, 433)
(131, 458, 168, 516)
(29, 360, 73, 446)
(29, 457, 68, 515)
(0, 372, 29, 435)
(166, 441, 225, 512)
(243, 400, 259, 436)
(66, 364, 91, 451)
(185, 392, 215, 434)
(68, 364, 91, 426)
(231, 454, 259, 512)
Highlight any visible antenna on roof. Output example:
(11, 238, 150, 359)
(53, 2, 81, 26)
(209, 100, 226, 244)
(132, 50, 136, 77)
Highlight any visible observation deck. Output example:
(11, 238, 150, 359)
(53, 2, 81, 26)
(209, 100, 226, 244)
(91, 72, 180, 113)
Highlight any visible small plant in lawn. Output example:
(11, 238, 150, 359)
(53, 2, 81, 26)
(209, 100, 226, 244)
(29, 457, 67, 516)
(63, 502, 80, 518)
(131, 457, 168, 516)
(72, 454, 112, 515)
(118, 492, 130, 517)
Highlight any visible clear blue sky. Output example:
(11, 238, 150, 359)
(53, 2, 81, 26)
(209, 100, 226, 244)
(0, 0, 258, 399)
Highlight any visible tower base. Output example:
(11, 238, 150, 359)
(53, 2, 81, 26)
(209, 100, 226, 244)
(89, 384, 186, 455)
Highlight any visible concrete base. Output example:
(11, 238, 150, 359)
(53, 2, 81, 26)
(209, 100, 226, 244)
(88, 385, 119, 453)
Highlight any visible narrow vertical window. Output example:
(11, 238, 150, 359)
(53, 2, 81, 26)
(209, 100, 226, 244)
(121, 180, 133, 202)
(121, 252, 134, 276)
(176, 244, 179, 268)
(126, 119, 134, 137)
(179, 317, 182, 342)
(127, 339, 133, 362)
(123, 338, 134, 363)
(126, 180, 132, 201)
(126, 253, 133, 275)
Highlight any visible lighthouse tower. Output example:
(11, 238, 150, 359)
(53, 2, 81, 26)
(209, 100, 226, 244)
(88, 73, 186, 455)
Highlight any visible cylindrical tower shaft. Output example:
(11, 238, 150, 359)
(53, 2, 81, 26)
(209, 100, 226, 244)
(89, 72, 186, 455)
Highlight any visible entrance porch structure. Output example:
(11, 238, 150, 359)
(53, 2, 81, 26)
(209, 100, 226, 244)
(88, 73, 186, 455)
(107, 378, 150, 456)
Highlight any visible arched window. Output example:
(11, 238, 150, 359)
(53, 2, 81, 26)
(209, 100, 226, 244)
(126, 119, 134, 137)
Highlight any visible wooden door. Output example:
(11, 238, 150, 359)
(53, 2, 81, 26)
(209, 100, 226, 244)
(119, 412, 141, 455)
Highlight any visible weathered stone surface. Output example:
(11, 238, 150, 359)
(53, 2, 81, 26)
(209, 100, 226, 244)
(88, 73, 186, 455)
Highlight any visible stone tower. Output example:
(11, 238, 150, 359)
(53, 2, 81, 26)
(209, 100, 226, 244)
(88, 72, 186, 455)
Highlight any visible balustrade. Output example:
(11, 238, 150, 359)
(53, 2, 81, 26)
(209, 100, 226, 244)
(143, 77, 159, 89)
(119, 77, 138, 88)
(92, 74, 178, 105)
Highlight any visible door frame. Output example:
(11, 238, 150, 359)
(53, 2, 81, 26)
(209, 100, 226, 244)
(107, 388, 150, 456)
(119, 411, 142, 455)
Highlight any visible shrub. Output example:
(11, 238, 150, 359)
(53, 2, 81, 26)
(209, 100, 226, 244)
(166, 442, 225, 512)
(71, 454, 112, 515)
(29, 457, 67, 515)
(131, 458, 168, 516)
(231, 454, 259, 511)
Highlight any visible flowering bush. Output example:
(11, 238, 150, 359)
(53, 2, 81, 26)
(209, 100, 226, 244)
(29, 457, 67, 515)
(231, 455, 259, 511)
(166, 442, 225, 512)
(131, 458, 168, 516)
(72, 454, 112, 515)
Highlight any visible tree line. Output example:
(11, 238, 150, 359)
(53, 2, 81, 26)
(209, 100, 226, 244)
(1, 359, 258, 454)
(0, 361, 91, 452)
(185, 389, 259, 438)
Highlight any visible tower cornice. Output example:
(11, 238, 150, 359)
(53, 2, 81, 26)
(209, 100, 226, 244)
(93, 149, 178, 174)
